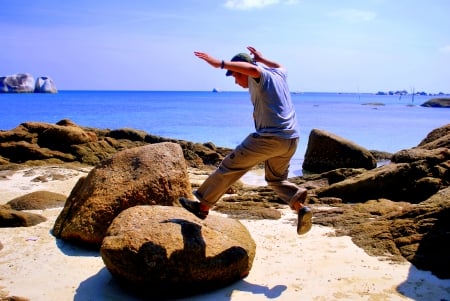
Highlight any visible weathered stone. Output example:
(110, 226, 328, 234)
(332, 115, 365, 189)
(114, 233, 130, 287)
(37, 125, 97, 152)
(35, 76, 57, 93)
(109, 128, 147, 141)
(101, 205, 256, 298)
(0, 141, 76, 163)
(6, 191, 66, 210)
(416, 123, 450, 150)
(52, 142, 193, 247)
(0, 73, 35, 93)
(0, 206, 46, 227)
(0, 120, 229, 167)
(391, 147, 450, 164)
(316, 161, 443, 203)
(303, 128, 377, 173)
(390, 187, 450, 279)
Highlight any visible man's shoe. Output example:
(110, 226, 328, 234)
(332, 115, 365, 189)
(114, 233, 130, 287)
(297, 206, 312, 235)
(179, 197, 209, 220)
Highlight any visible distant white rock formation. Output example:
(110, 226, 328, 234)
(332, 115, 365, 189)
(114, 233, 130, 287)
(35, 76, 58, 93)
(0, 73, 57, 93)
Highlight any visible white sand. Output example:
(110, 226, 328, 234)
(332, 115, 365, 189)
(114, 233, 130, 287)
(1, 166, 449, 301)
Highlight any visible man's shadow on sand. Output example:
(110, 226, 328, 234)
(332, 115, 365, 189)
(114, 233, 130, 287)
(73, 267, 287, 301)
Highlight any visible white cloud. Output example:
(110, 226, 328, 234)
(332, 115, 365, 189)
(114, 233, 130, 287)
(438, 45, 450, 54)
(224, 0, 297, 10)
(328, 8, 377, 23)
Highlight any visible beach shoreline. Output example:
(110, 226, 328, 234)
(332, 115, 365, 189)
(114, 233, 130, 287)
(1, 165, 450, 300)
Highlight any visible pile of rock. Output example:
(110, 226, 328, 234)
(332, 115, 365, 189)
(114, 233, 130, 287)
(0, 119, 230, 167)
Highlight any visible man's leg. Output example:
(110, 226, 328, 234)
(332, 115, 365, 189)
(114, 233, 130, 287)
(264, 137, 312, 235)
(181, 133, 275, 216)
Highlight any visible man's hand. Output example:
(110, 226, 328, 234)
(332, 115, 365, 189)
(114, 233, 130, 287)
(247, 46, 282, 69)
(194, 51, 221, 68)
(247, 46, 263, 63)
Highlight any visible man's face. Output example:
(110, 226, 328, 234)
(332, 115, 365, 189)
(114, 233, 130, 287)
(231, 72, 248, 89)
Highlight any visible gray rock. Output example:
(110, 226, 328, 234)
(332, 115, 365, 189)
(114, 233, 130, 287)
(0, 73, 35, 93)
(101, 205, 256, 298)
(421, 98, 450, 108)
(35, 76, 57, 93)
(303, 128, 377, 173)
(53, 142, 193, 247)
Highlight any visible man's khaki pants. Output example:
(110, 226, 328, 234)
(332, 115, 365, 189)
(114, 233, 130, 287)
(194, 133, 305, 209)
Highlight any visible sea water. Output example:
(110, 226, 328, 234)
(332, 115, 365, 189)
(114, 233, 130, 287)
(1, 91, 448, 176)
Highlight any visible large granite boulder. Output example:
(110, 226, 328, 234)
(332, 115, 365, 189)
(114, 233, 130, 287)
(53, 142, 193, 246)
(35, 76, 57, 93)
(303, 128, 377, 173)
(0, 73, 35, 93)
(101, 205, 256, 298)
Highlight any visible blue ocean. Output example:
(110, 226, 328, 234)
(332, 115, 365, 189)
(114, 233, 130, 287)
(1, 91, 448, 176)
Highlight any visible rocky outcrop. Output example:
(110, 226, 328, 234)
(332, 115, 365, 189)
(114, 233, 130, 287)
(416, 123, 450, 149)
(303, 128, 377, 173)
(101, 205, 256, 298)
(35, 76, 57, 93)
(390, 187, 450, 279)
(0, 119, 230, 167)
(314, 149, 448, 203)
(0, 73, 57, 93)
(0, 73, 35, 93)
(52, 142, 193, 246)
(421, 98, 450, 108)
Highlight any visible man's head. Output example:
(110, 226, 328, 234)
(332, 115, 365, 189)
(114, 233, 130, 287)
(225, 53, 254, 76)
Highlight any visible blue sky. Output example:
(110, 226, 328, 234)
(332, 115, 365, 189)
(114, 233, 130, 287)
(1, 0, 449, 93)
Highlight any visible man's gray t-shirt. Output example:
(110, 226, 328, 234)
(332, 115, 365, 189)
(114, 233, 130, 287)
(248, 66, 299, 139)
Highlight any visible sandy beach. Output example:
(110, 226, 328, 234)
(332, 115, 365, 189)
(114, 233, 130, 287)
(1, 166, 449, 300)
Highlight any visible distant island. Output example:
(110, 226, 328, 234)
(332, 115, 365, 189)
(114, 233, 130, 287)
(375, 89, 448, 97)
(0, 73, 57, 93)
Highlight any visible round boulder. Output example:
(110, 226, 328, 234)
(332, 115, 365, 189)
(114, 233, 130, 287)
(101, 205, 256, 298)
